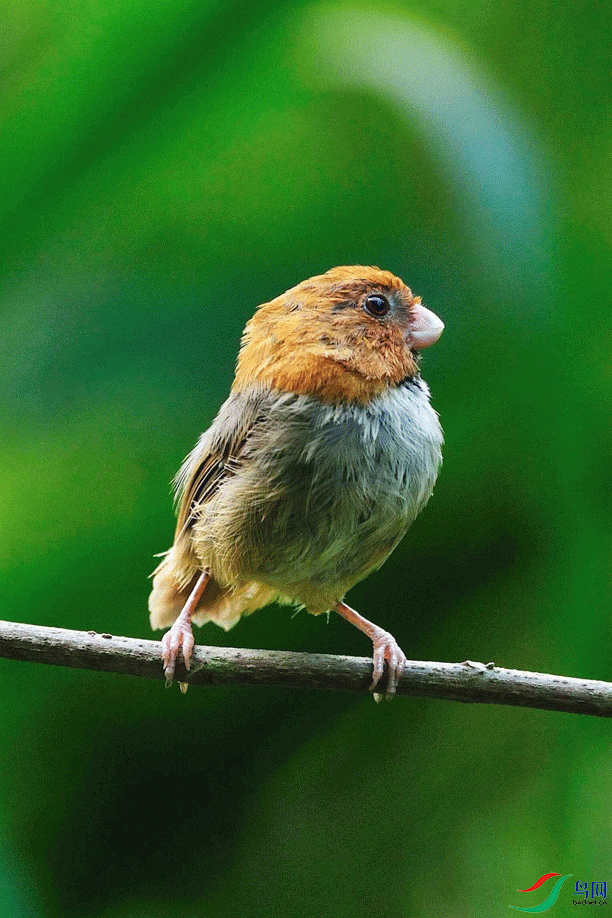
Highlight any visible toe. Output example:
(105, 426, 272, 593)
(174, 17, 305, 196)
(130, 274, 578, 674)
(161, 628, 179, 687)
(386, 646, 406, 696)
(161, 634, 171, 669)
(369, 643, 386, 691)
(369, 631, 407, 697)
(182, 630, 195, 671)
(164, 657, 175, 687)
(160, 615, 196, 689)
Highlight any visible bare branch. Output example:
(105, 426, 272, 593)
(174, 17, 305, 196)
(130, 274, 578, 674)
(0, 619, 610, 717)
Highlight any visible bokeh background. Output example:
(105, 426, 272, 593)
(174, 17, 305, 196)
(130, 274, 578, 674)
(1, 1, 611, 915)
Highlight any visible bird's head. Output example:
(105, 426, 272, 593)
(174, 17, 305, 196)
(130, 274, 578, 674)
(232, 265, 444, 404)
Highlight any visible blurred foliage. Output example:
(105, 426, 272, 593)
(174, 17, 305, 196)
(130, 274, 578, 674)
(0, 1, 611, 916)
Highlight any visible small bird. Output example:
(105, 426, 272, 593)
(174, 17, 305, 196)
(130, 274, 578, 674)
(149, 266, 443, 696)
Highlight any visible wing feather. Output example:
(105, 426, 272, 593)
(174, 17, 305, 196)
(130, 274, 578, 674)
(173, 390, 267, 539)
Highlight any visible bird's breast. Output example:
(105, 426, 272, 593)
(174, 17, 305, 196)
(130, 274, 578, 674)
(205, 381, 443, 591)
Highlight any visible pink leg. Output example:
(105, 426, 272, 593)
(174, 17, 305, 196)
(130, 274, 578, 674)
(161, 570, 210, 688)
(335, 600, 407, 698)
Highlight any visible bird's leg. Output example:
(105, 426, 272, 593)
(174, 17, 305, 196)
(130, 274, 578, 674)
(335, 600, 407, 698)
(161, 570, 210, 688)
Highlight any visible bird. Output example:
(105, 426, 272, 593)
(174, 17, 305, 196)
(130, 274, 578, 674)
(149, 265, 444, 697)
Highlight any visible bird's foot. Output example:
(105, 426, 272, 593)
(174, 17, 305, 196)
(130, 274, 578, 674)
(161, 609, 195, 688)
(370, 627, 407, 698)
(334, 600, 407, 700)
(160, 569, 210, 689)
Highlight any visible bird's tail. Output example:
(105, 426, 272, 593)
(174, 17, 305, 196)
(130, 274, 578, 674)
(148, 535, 201, 631)
(148, 536, 277, 632)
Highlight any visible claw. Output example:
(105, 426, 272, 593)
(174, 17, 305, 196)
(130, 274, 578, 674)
(335, 600, 407, 699)
(369, 629, 406, 696)
(159, 569, 210, 689)
(161, 610, 194, 687)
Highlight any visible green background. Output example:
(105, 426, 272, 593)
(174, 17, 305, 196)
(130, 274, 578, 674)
(1, 1, 611, 915)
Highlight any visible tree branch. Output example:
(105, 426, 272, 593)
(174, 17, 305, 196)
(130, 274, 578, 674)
(0, 618, 610, 717)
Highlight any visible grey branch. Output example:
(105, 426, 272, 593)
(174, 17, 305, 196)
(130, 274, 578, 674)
(0, 618, 611, 717)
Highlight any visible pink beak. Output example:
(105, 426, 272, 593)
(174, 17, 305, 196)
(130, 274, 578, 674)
(408, 303, 444, 349)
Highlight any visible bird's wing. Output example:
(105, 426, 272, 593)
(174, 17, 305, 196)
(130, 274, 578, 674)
(173, 390, 266, 539)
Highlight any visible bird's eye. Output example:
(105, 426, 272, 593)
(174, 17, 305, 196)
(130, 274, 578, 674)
(363, 293, 390, 317)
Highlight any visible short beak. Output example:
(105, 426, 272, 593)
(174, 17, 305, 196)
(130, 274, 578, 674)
(407, 303, 444, 349)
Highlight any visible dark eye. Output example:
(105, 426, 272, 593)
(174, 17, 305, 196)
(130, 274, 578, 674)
(363, 293, 390, 317)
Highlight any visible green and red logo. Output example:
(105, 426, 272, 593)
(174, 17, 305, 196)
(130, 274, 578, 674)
(510, 874, 607, 912)
(510, 874, 572, 912)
